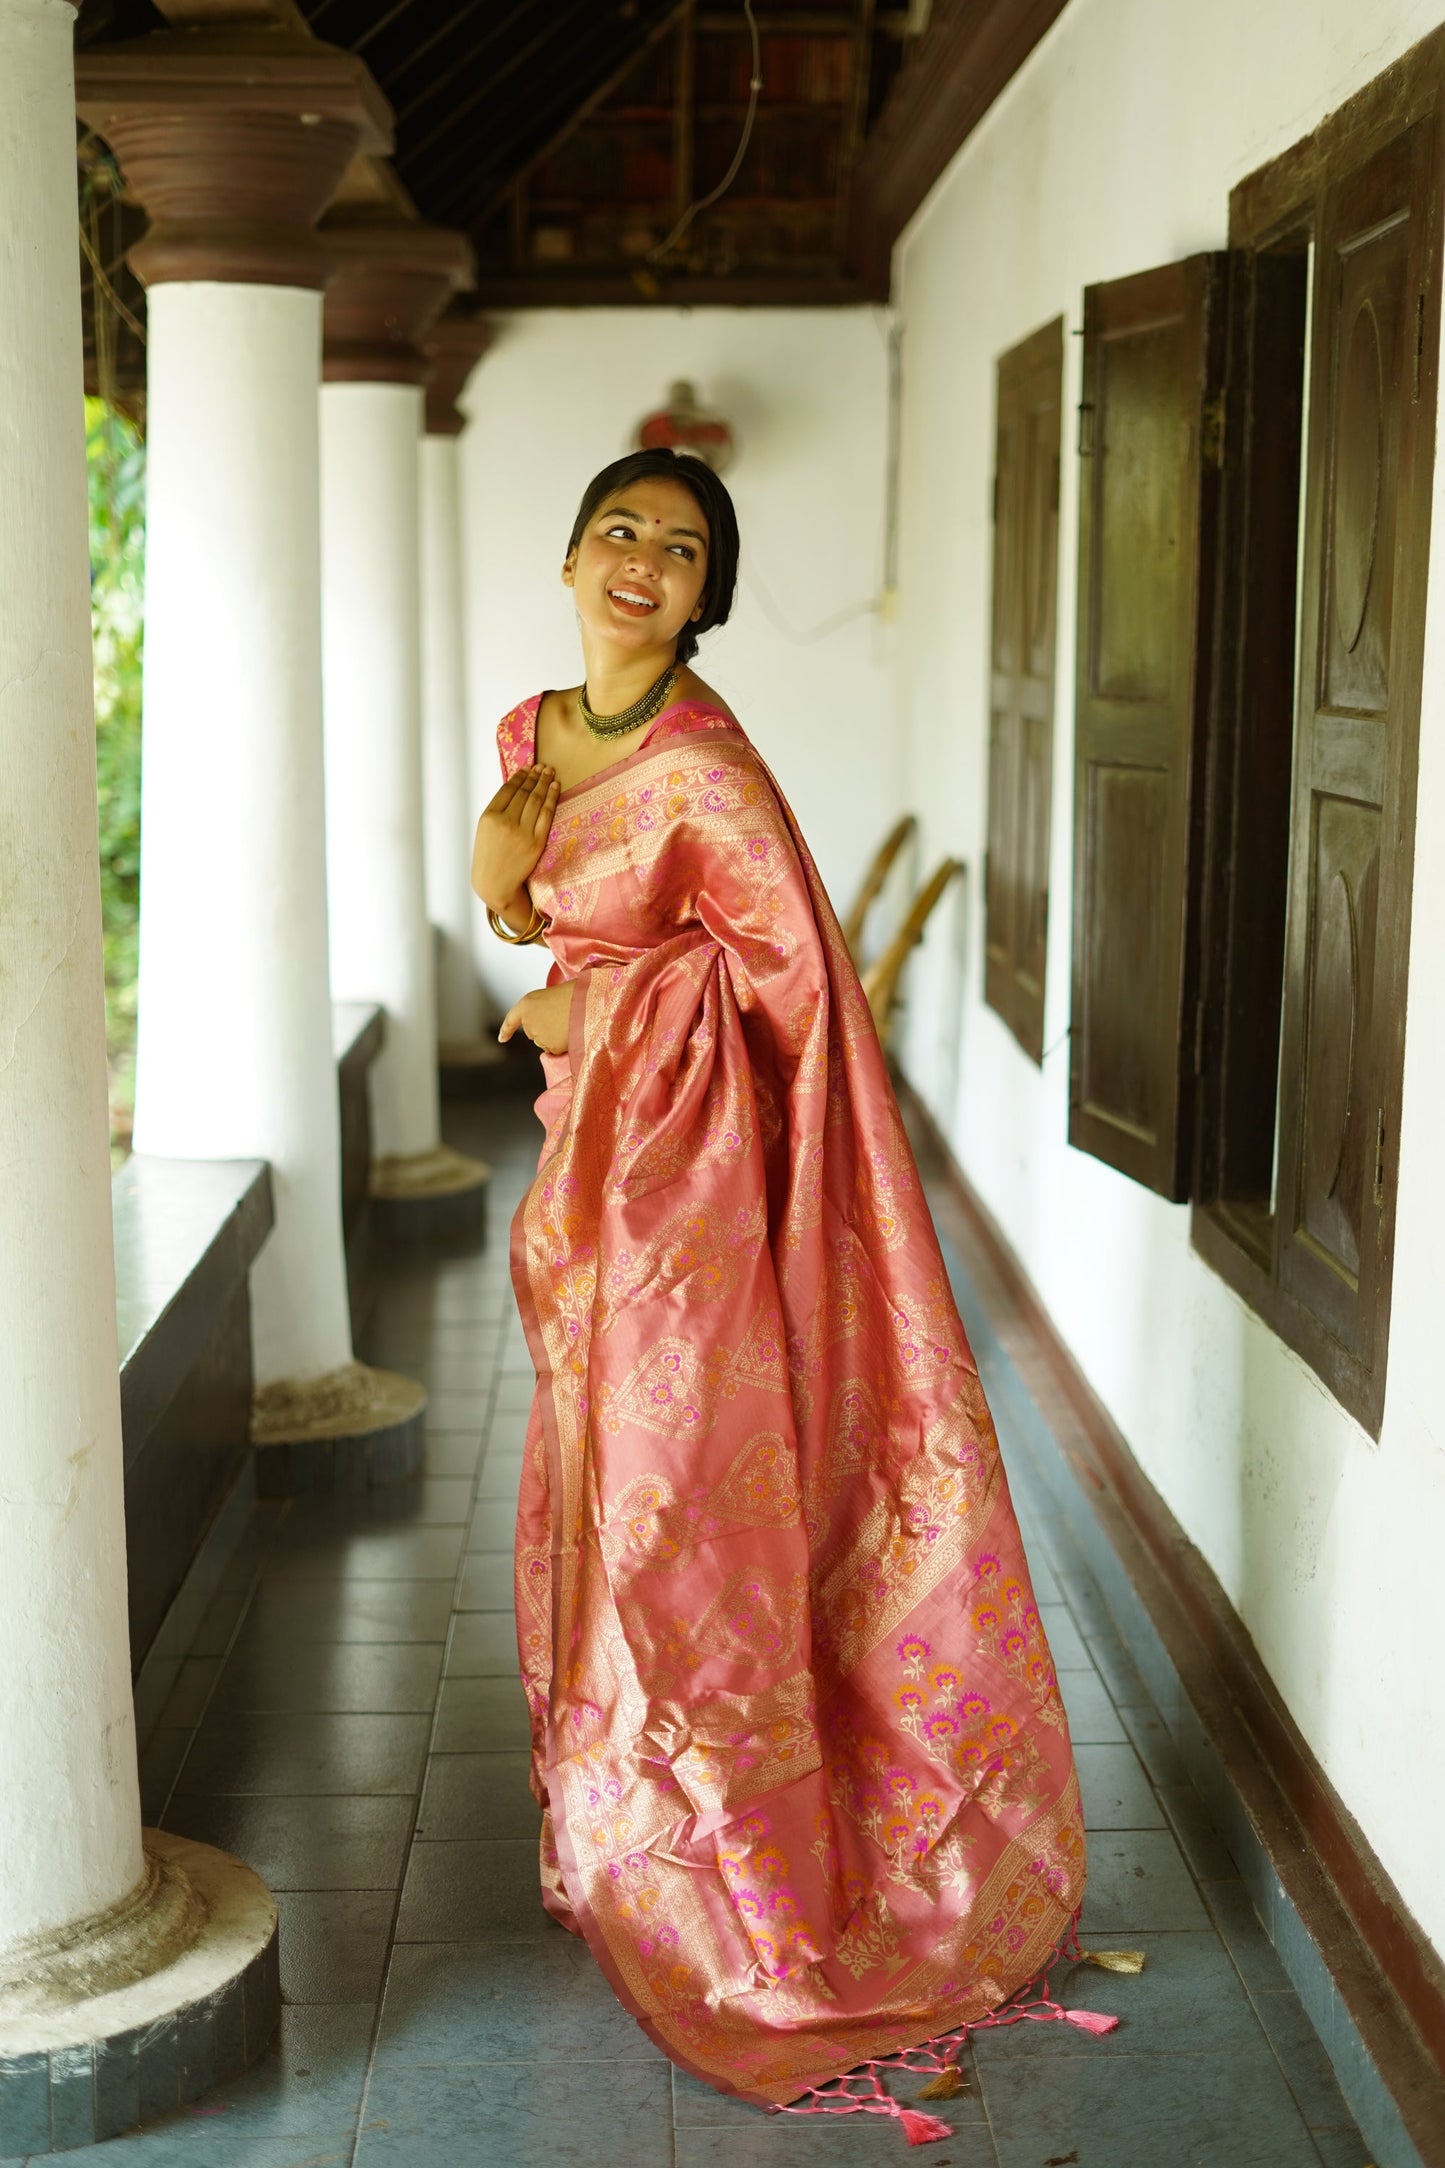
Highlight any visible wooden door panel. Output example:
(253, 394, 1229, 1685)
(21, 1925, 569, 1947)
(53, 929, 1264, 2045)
(1093, 319, 1186, 705)
(1070, 256, 1225, 1196)
(984, 703, 1016, 979)
(985, 318, 1063, 1062)
(1321, 198, 1408, 718)
(1276, 120, 1430, 1374)
(1025, 391, 1060, 680)
(1078, 762, 1166, 1146)
(1017, 710, 1050, 1002)
(1295, 795, 1379, 1290)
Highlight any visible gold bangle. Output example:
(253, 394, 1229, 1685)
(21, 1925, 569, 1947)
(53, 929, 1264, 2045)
(487, 902, 548, 946)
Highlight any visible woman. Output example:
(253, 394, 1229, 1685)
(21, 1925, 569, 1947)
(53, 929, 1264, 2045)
(471, 449, 1086, 2120)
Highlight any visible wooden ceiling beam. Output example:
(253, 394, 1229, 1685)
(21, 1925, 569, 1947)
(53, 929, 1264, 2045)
(695, 8, 913, 30)
(851, 0, 1070, 287)
(471, 271, 880, 307)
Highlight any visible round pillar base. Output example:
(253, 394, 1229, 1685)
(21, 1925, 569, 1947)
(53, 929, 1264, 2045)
(252, 1360, 428, 1496)
(439, 1033, 542, 1099)
(0, 1832, 278, 2157)
(370, 1142, 490, 1244)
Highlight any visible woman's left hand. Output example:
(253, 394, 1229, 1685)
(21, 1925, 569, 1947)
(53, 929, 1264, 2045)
(499, 981, 574, 1056)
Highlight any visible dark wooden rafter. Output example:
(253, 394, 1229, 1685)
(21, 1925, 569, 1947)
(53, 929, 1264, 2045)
(851, 0, 1070, 283)
(74, 0, 1069, 319)
(672, 1, 697, 226)
(833, 0, 875, 258)
(439, 0, 693, 233)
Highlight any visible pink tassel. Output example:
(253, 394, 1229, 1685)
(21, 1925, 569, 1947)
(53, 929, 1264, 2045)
(1064, 2007, 1120, 2036)
(898, 2107, 955, 2145)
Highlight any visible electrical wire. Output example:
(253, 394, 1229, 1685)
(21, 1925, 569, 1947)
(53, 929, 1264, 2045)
(648, 0, 762, 264)
(741, 562, 881, 645)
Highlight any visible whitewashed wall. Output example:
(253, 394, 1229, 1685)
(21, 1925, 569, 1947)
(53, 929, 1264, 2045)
(892, 0, 1445, 1953)
(455, 307, 900, 1011)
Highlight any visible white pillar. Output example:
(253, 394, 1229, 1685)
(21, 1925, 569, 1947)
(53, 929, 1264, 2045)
(420, 430, 486, 1048)
(321, 378, 440, 1159)
(0, 0, 143, 1958)
(76, 47, 428, 1491)
(133, 283, 354, 1387)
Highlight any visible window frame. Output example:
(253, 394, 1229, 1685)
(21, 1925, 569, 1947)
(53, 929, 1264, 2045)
(984, 314, 1064, 1065)
(1189, 32, 1445, 1436)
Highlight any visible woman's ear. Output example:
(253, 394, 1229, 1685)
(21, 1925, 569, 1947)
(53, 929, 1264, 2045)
(561, 550, 577, 589)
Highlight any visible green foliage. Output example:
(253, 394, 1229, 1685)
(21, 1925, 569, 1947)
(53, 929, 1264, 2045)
(86, 397, 145, 1156)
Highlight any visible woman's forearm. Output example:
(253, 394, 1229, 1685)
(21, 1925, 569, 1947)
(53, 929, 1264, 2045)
(490, 885, 538, 934)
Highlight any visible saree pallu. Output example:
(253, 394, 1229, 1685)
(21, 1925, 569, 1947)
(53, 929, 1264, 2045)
(500, 695, 1085, 2106)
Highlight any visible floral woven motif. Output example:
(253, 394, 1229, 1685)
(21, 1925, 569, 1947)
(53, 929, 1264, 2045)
(503, 696, 1085, 2105)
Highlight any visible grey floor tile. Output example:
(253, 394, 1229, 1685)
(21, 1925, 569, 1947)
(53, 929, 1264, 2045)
(276, 1888, 396, 2003)
(154, 1655, 223, 1730)
(422, 1392, 491, 1434)
(1118, 1702, 1189, 1786)
(980, 2047, 1324, 2167)
(476, 1456, 525, 1502)
(263, 1524, 465, 1583)
(237, 1577, 457, 1645)
(179, 1711, 431, 1796)
(971, 1931, 1264, 2062)
(162, 1791, 414, 1892)
(466, 1499, 520, 1554)
(1158, 1782, 1238, 1880)
(279, 1476, 476, 1535)
(416, 1751, 540, 1840)
(422, 1431, 488, 1477)
(1074, 1741, 1165, 1830)
(1199, 1878, 1293, 1996)
(375, 1937, 659, 2065)
(1038, 1602, 1092, 1670)
(185, 1999, 374, 2135)
(433, 1674, 534, 1752)
(395, 1837, 552, 1940)
(676, 2105, 994, 2164)
(447, 1610, 521, 1676)
(456, 1554, 516, 1611)
(138, 1728, 193, 1820)
(356, 2060, 673, 2167)
(494, 1375, 539, 1416)
(1253, 1990, 1358, 2130)
(1086, 1629, 1157, 1710)
(210, 1640, 444, 1715)
(1311, 2127, 1376, 2167)
(58, 2131, 357, 2166)
(420, 1358, 502, 1392)
(1079, 1829, 1210, 1932)
(1059, 1666, 1127, 1744)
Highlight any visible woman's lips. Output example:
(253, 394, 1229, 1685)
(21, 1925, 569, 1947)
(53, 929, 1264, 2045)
(608, 588, 659, 619)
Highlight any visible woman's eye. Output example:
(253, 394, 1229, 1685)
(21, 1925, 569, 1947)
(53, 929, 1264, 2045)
(669, 544, 696, 562)
(604, 523, 634, 540)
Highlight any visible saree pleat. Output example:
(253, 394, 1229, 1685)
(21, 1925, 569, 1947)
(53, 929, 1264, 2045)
(499, 696, 1086, 2105)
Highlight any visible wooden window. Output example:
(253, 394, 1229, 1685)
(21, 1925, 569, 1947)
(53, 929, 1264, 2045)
(985, 317, 1063, 1062)
(1067, 258, 1226, 1196)
(1192, 39, 1444, 1434)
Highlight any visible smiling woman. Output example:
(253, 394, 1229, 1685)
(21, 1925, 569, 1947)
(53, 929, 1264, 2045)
(465, 447, 1090, 2129)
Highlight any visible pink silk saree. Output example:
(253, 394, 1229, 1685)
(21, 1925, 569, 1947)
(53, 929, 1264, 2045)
(499, 693, 1086, 2107)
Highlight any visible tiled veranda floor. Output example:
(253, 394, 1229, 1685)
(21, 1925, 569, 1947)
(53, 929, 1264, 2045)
(26, 1094, 1373, 2165)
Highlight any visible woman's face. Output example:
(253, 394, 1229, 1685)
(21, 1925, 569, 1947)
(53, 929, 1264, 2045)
(564, 476, 710, 659)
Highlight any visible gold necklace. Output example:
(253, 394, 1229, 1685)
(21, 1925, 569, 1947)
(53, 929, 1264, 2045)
(577, 664, 677, 740)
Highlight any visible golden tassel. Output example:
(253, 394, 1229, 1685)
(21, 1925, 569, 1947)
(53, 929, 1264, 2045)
(1079, 1948, 1146, 1974)
(917, 2066, 967, 2100)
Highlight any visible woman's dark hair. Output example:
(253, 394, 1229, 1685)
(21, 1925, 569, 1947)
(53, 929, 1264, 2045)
(566, 447, 740, 666)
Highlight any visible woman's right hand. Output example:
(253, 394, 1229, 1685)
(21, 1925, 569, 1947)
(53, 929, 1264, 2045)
(471, 764, 560, 915)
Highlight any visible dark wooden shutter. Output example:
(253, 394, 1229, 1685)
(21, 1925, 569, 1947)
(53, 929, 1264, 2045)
(985, 317, 1062, 1063)
(1069, 256, 1226, 1196)
(1272, 118, 1438, 1409)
